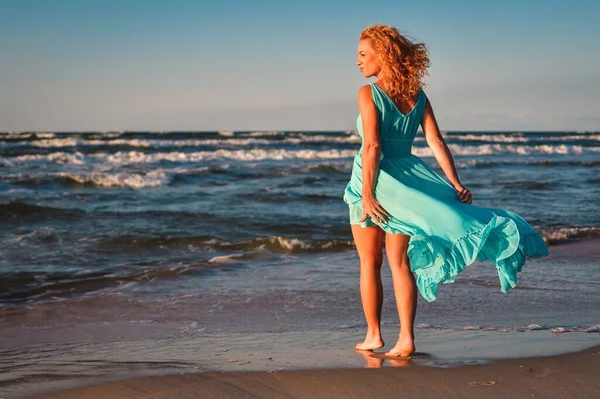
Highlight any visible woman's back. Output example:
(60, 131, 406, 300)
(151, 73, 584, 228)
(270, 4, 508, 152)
(356, 83, 426, 160)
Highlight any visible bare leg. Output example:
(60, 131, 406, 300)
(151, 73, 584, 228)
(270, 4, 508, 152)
(384, 233, 417, 357)
(351, 224, 384, 351)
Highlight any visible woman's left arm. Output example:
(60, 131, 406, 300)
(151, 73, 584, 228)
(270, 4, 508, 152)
(421, 98, 472, 204)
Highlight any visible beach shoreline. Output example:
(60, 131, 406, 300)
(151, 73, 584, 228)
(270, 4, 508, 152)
(1, 237, 599, 398)
(27, 344, 600, 399)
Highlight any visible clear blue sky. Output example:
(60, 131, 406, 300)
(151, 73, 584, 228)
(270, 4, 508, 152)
(1, 0, 599, 131)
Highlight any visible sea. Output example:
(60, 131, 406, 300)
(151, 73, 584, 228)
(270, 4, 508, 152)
(1, 130, 599, 397)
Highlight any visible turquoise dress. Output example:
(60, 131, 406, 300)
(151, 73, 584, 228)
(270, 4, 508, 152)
(343, 83, 550, 302)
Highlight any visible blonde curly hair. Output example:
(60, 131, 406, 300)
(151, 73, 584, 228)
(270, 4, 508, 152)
(360, 24, 430, 101)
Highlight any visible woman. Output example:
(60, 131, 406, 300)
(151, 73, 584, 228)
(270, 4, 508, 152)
(343, 24, 549, 357)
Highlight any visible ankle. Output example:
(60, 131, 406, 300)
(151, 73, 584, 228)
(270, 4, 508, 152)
(398, 333, 414, 341)
(366, 329, 382, 339)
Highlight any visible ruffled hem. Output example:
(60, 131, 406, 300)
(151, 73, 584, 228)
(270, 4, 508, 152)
(407, 215, 550, 302)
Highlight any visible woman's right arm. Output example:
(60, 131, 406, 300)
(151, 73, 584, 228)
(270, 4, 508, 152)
(421, 98, 472, 204)
(358, 84, 390, 223)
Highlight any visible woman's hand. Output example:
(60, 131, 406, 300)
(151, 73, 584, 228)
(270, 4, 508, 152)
(360, 195, 390, 224)
(454, 184, 473, 204)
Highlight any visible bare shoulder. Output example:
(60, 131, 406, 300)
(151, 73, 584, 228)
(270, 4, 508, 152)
(358, 84, 373, 95)
(357, 84, 374, 106)
(423, 96, 435, 117)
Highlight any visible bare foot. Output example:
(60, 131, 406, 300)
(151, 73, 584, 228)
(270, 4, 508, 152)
(385, 337, 415, 357)
(355, 336, 384, 351)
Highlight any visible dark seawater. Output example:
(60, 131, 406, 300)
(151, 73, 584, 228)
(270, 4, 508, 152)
(0, 130, 599, 331)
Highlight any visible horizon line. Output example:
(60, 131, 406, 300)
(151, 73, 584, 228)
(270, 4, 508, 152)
(1, 129, 598, 134)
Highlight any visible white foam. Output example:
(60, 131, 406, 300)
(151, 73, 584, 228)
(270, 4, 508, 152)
(248, 131, 280, 137)
(59, 170, 169, 188)
(35, 132, 56, 138)
(461, 325, 482, 330)
(583, 324, 600, 332)
(4, 143, 599, 167)
(10, 151, 87, 165)
(525, 323, 543, 330)
(450, 133, 600, 143)
(2, 132, 32, 139)
(99, 132, 124, 138)
(284, 134, 362, 144)
(8, 132, 600, 151)
(7, 135, 362, 148)
(412, 144, 600, 157)
(540, 226, 600, 242)
(27, 138, 79, 147)
(14, 138, 151, 148)
(91, 149, 358, 165)
(549, 327, 567, 333)
(270, 236, 311, 250)
(208, 254, 246, 263)
(450, 134, 528, 143)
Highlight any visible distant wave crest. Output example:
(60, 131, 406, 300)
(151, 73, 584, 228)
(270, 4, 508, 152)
(4, 144, 600, 166)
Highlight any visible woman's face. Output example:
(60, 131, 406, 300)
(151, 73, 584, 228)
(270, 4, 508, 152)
(356, 39, 380, 78)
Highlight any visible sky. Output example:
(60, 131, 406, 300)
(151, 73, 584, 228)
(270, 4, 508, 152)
(1, 0, 599, 132)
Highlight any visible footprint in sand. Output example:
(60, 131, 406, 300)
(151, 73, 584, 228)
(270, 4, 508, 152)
(468, 380, 496, 387)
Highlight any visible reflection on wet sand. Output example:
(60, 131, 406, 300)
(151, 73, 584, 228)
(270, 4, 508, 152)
(356, 349, 412, 368)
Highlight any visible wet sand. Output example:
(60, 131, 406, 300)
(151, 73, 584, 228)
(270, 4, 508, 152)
(2, 238, 597, 398)
(29, 345, 600, 399)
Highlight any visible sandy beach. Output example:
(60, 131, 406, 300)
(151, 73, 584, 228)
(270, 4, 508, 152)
(28, 344, 600, 399)
(1, 238, 598, 398)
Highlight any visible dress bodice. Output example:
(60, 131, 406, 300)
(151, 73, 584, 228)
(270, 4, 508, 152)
(356, 83, 427, 159)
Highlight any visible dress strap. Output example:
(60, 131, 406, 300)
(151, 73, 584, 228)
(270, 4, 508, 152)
(368, 83, 385, 111)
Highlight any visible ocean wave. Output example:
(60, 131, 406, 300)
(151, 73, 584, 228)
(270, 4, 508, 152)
(7, 137, 266, 148)
(539, 226, 600, 244)
(0, 266, 200, 304)
(299, 163, 351, 174)
(76, 162, 352, 182)
(447, 133, 600, 143)
(0, 235, 353, 304)
(0, 201, 85, 220)
(122, 148, 356, 163)
(4, 151, 87, 165)
(5, 143, 599, 166)
(3, 168, 198, 189)
(2, 227, 61, 244)
(91, 223, 599, 251)
(223, 236, 354, 253)
(4, 130, 599, 143)
(10, 133, 599, 150)
(247, 131, 281, 137)
(60, 171, 169, 188)
(421, 143, 600, 157)
(0, 132, 33, 140)
(4, 134, 362, 149)
(96, 234, 355, 254)
(0, 132, 55, 139)
(284, 134, 362, 144)
(456, 159, 600, 169)
(207, 252, 269, 263)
